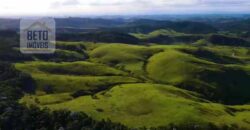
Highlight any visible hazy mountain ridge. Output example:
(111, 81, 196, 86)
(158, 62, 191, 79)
(0, 16, 249, 33)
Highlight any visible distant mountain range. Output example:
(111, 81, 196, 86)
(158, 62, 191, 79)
(1, 16, 250, 34)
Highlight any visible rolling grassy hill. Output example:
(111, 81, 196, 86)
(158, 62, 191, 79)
(15, 61, 140, 94)
(147, 47, 250, 104)
(20, 83, 250, 129)
(17, 42, 250, 129)
(2, 16, 250, 129)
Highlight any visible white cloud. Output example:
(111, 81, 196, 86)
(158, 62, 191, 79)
(0, 0, 249, 16)
(152, 0, 199, 6)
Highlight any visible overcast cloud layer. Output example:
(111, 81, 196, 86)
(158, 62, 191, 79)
(0, 0, 250, 16)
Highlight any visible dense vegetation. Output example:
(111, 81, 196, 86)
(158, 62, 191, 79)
(57, 31, 139, 44)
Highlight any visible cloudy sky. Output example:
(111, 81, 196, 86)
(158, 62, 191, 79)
(0, 0, 250, 16)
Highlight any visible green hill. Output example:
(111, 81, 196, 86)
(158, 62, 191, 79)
(132, 29, 204, 44)
(15, 61, 140, 94)
(20, 83, 250, 129)
(16, 42, 250, 129)
(147, 47, 250, 104)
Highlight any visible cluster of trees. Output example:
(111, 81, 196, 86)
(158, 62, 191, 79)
(0, 62, 35, 99)
(1, 104, 129, 130)
(0, 31, 88, 62)
(0, 32, 33, 62)
(144, 35, 203, 44)
(56, 31, 139, 44)
(208, 34, 250, 47)
(176, 48, 250, 105)
(111, 20, 218, 34)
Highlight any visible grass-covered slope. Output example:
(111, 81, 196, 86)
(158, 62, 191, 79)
(20, 83, 250, 129)
(132, 29, 204, 44)
(16, 61, 126, 76)
(147, 47, 250, 104)
(15, 61, 140, 94)
(89, 44, 162, 80)
(17, 42, 250, 129)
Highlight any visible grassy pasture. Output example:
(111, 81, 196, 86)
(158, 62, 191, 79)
(17, 42, 250, 129)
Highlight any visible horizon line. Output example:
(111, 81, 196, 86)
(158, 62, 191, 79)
(1, 13, 250, 19)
